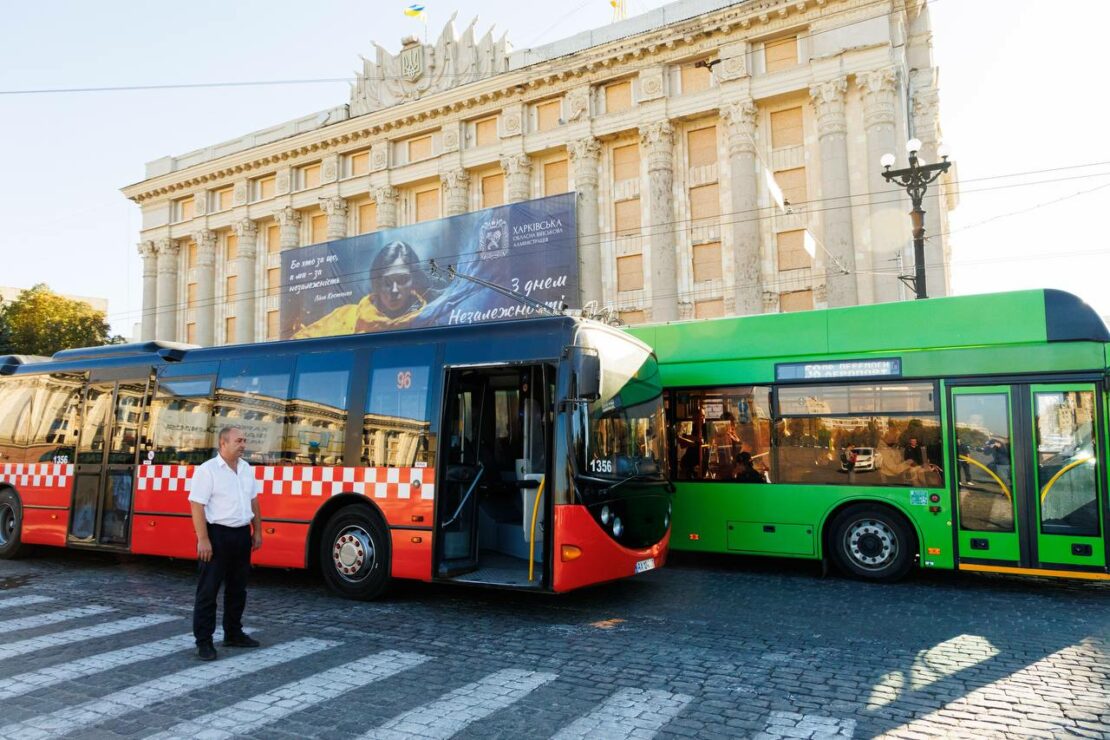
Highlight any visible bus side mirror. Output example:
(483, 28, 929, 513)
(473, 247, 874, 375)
(569, 348, 601, 402)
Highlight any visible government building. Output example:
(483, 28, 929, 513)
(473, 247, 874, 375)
(121, 0, 954, 346)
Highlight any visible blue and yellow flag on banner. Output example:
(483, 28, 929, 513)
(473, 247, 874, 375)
(404, 4, 426, 17)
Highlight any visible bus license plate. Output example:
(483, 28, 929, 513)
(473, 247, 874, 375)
(635, 558, 656, 574)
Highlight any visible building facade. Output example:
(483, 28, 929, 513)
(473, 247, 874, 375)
(122, 0, 955, 345)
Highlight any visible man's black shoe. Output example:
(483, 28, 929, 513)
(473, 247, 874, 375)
(196, 642, 217, 661)
(222, 633, 261, 648)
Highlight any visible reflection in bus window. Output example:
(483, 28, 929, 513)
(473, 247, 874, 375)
(362, 347, 434, 467)
(0, 374, 83, 465)
(109, 381, 146, 465)
(78, 385, 113, 464)
(214, 356, 294, 465)
(149, 377, 215, 465)
(286, 352, 353, 465)
(1035, 391, 1099, 536)
(954, 393, 1015, 533)
(0, 378, 34, 464)
(672, 387, 771, 481)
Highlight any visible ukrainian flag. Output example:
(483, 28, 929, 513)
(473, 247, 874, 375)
(404, 4, 426, 17)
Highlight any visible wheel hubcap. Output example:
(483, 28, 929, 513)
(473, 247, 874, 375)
(332, 526, 375, 583)
(845, 518, 896, 570)
(0, 504, 14, 546)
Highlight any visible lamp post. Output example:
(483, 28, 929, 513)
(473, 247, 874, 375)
(880, 138, 951, 300)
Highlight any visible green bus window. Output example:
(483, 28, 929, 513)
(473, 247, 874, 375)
(777, 383, 935, 415)
(1035, 391, 1100, 537)
(954, 394, 1015, 533)
(673, 387, 771, 481)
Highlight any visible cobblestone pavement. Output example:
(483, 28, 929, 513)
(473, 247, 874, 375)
(0, 550, 1106, 739)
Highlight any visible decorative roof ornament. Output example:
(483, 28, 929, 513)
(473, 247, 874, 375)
(350, 13, 511, 116)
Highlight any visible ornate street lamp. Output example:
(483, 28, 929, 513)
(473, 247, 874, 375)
(880, 139, 951, 300)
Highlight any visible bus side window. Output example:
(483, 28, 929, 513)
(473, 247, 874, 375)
(363, 346, 435, 468)
(213, 356, 294, 465)
(288, 352, 353, 466)
(673, 387, 772, 482)
(148, 376, 215, 465)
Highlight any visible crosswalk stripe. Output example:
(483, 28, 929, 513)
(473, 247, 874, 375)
(148, 650, 429, 740)
(0, 605, 114, 634)
(0, 614, 178, 662)
(0, 595, 54, 611)
(361, 668, 558, 740)
(0, 637, 338, 739)
(551, 687, 693, 740)
(759, 711, 857, 739)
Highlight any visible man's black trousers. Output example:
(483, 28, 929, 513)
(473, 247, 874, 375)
(193, 523, 251, 644)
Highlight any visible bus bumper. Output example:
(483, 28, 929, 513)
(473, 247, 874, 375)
(551, 504, 670, 592)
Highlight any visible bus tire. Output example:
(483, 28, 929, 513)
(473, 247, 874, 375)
(319, 506, 390, 600)
(828, 504, 915, 583)
(0, 488, 27, 559)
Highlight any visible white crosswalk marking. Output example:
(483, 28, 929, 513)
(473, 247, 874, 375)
(0, 595, 54, 611)
(0, 605, 113, 634)
(0, 637, 338, 739)
(362, 668, 557, 740)
(0, 614, 178, 662)
(148, 650, 429, 739)
(551, 687, 693, 740)
(757, 711, 856, 739)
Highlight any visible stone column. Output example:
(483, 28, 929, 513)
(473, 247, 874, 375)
(275, 206, 302, 251)
(722, 100, 763, 316)
(810, 77, 858, 307)
(155, 239, 179, 341)
(569, 137, 602, 308)
(441, 169, 470, 216)
(138, 241, 158, 340)
(640, 121, 678, 322)
(193, 229, 217, 346)
(912, 84, 948, 297)
(374, 186, 399, 229)
(500, 154, 532, 203)
(323, 197, 348, 241)
(860, 68, 902, 303)
(234, 219, 258, 344)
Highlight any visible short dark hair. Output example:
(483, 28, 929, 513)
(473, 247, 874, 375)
(370, 241, 428, 296)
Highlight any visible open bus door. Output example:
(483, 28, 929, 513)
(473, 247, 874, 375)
(69, 368, 153, 549)
(436, 364, 552, 588)
(949, 380, 1108, 578)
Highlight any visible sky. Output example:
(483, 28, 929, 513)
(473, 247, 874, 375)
(1, 0, 1108, 335)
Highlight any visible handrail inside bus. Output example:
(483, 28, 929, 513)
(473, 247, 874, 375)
(441, 463, 485, 529)
(528, 475, 546, 582)
(959, 455, 1013, 502)
(1040, 456, 1095, 504)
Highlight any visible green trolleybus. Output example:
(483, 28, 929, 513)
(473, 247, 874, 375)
(628, 290, 1110, 582)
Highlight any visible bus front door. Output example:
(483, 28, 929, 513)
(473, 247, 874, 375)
(70, 373, 151, 549)
(950, 382, 1107, 577)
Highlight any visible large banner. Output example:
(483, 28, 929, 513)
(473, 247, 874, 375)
(281, 192, 577, 339)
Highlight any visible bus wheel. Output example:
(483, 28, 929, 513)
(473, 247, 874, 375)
(319, 507, 390, 600)
(828, 505, 914, 582)
(0, 489, 26, 559)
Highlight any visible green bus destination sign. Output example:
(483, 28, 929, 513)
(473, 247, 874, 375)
(775, 358, 902, 381)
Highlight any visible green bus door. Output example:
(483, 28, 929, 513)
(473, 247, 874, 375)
(950, 383, 1107, 576)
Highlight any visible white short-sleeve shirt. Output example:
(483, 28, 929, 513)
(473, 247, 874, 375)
(187, 455, 260, 527)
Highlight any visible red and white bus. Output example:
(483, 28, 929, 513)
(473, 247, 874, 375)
(0, 316, 670, 599)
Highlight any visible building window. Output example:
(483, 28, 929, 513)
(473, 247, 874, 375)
(544, 160, 568, 195)
(535, 99, 562, 132)
(186, 283, 198, 309)
(692, 242, 721, 283)
(617, 254, 644, 292)
(224, 236, 237, 264)
(612, 143, 639, 182)
(604, 80, 633, 114)
(186, 322, 197, 344)
(680, 61, 712, 94)
(267, 268, 281, 297)
(775, 167, 807, 207)
(695, 299, 725, 319)
(347, 150, 370, 177)
(298, 163, 321, 191)
(619, 309, 646, 325)
(175, 197, 195, 223)
(687, 126, 718, 169)
(770, 107, 804, 149)
(779, 289, 814, 312)
(408, 135, 433, 163)
(266, 224, 280, 255)
(473, 116, 498, 147)
(777, 230, 813, 271)
(765, 35, 799, 73)
(186, 242, 198, 269)
(225, 275, 238, 300)
(415, 187, 440, 222)
(615, 198, 640, 238)
(266, 310, 280, 340)
(689, 183, 720, 224)
(310, 213, 327, 244)
(357, 201, 377, 234)
(253, 175, 276, 202)
(481, 173, 505, 208)
(225, 316, 237, 341)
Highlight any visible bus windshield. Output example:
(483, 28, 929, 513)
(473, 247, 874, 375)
(573, 329, 666, 481)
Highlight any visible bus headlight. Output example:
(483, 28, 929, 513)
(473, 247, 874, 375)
(612, 517, 624, 538)
(664, 515, 670, 529)
(600, 505, 611, 525)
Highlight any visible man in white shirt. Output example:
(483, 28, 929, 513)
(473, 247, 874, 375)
(188, 426, 263, 661)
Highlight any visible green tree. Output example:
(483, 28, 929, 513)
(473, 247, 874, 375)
(0, 284, 123, 357)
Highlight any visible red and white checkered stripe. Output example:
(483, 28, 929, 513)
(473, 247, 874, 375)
(136, 464, 435, 500)
(0, 463, 74, 490)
